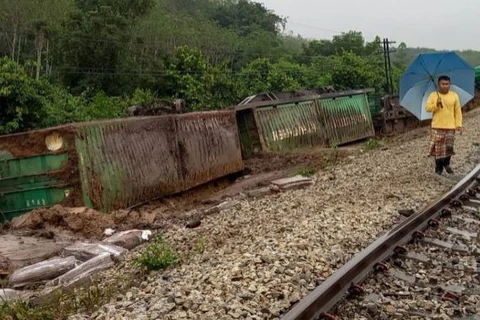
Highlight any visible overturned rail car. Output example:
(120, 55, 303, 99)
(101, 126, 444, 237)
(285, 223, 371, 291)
(0, 111, 244, 221)
(234, 89, 375, 157)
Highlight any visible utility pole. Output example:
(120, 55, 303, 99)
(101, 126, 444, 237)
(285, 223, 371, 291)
(382, 38, 396, 95)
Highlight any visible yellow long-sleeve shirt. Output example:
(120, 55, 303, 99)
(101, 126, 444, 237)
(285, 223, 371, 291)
(425, 91, 462, 129)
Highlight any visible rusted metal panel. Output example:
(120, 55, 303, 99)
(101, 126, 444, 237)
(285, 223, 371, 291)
(76, 111, 243, 212)
(317, 93, 375, 145)
(236, 89, 376, 153)
(0, 111, 244, 217)
(75, 117, 182, 212)
(175, 111, 244, 191)
(253, 100, 326, 152)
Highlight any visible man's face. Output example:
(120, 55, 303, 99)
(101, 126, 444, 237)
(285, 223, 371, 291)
(439, 79, 450, 93)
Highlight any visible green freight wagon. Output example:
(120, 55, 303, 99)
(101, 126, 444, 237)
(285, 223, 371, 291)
(475, 66, 480, 88)
(235, 89, 375, 157)
(0, 111, 244, 221)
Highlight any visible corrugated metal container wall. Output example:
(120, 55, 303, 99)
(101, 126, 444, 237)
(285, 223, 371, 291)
(234, 90, 376, 154)
(75, 117, 182, 212)
(317, 93, 375, 145)
(253, 100, 326, 152)
(76, 111, 244, 212)
(175, 111, 244, 191)
(0, 111, 244, 219)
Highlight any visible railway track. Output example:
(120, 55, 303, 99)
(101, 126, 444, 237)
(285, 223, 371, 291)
(281, 164, 480, 320)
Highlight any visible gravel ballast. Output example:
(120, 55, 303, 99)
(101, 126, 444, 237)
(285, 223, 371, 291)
(72, 109, 480, 320)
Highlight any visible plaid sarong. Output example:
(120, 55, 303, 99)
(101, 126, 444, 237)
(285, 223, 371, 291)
(428, 129, 455, 159)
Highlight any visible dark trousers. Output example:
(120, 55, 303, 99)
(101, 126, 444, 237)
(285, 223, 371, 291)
(435, 156, 452, 174)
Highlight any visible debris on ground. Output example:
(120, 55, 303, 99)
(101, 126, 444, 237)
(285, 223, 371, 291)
(0, 234, 73, 275)
(204, 200, 241, 215)
(51, 253, 115, 286)
(9, 256, 77, 288)
(75, 109, 480, 319)
(103, 230, 150, 250)
(271, 175, 315, 191)
(62, 242, 127, 262)
(10, 205, 115, 239)
(398, 209, 415, 217)
(8, 205, 157, 239)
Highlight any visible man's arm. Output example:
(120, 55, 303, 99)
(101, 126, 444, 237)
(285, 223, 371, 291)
(454, 93, 462, 128)
(425, 92, 439, 113)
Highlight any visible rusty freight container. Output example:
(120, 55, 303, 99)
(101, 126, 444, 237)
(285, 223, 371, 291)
(0, 111, 244, 220)
(235, 89, 375, 156)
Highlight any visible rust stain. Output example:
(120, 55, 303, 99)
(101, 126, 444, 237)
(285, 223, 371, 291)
(78, 111, 244, 211)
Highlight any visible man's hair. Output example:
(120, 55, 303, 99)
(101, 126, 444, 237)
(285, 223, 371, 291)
(438, 75, 451, 83)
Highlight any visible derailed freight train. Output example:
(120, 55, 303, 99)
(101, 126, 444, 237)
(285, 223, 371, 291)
(1, 85, 477, 220)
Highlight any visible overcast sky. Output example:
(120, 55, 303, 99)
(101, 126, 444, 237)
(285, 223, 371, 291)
(259, 0, 479, 51)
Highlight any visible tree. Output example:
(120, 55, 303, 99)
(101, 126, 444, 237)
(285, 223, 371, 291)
(58, 4, 131, 95)
(208, 0, 286, 36)
(329, 52, 384, 92)
(394, 42, 408, 68)
(0, 58, 49, 134)
(267, 58, 307, 92)
(332, 31, 366, 55)
(74, 0, 155, 19)
(163, 45, 214, 110)
(238, 58, 273, 95)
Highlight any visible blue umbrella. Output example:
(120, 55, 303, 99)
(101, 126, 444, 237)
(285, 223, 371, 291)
(399, 52, 475, 121)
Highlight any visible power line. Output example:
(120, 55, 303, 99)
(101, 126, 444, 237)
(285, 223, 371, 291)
(287, 21, 341, 35)
(286, 21, 381, 42)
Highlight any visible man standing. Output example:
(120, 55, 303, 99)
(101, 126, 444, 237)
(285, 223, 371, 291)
(425, 75, 463, 175)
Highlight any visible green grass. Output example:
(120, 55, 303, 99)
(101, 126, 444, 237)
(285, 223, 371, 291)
(133, 235, 179, 271)
(291, 166, 317, 177)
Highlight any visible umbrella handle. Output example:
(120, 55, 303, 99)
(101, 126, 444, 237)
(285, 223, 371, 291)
(432, 80, 442, 108)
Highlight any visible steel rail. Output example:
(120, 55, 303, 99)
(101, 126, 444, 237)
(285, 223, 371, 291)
(281, 164, 480, 320)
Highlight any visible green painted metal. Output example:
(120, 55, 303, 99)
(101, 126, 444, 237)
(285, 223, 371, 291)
(475, 66, 480, 88)
(247, 92, 375, 152)
(75, 111, 243, 212)
(0, 153, 72, 221)
(0, 153, 68, 179)
(368, 94, 383, 118)
(0, 186, 72, 221)
(0, 111, 243, 219)
(254, 100, 325, 152)
(317, 93, 375, 145)
(75, 123, 134, 212)
(236, 110, 261, 158)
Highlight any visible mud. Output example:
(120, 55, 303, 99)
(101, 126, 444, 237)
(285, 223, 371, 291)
(0, 126, 76, 158)
(9, 205, 115, 239)
(0, 233, 74, 275)
(7, 205, 159, 240)
(244, 146, 356, 175)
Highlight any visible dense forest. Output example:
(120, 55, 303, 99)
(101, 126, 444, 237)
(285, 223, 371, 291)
(1, 0, 480, 134)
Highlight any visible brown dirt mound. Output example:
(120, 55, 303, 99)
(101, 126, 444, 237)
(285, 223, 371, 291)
(8, 205, 159, 240)
(10, 205, 115, 239)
